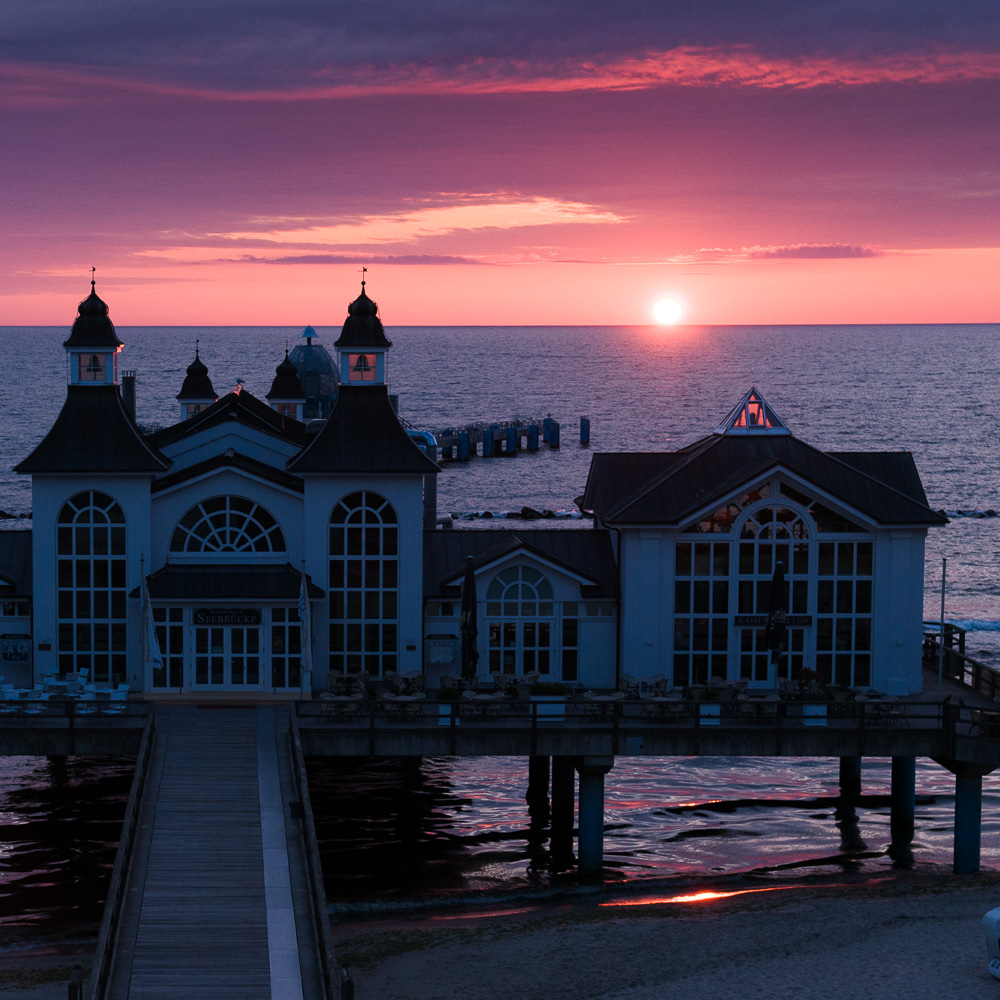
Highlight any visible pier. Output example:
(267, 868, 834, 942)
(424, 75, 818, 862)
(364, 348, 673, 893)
(433, 415, 590, 459)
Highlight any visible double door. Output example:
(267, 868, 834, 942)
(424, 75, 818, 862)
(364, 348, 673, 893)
(194, 625, 261, 688)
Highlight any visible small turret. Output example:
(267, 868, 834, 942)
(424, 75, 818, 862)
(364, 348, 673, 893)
(64, 275, 123, 387)
(334, 275, 391, 387)
(288, 325, 339, 418)
(176, 345, 218, 420)
(266, 351, 305, 421)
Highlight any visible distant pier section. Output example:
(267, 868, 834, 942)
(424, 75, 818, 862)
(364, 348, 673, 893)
(432, 415, 590, 460)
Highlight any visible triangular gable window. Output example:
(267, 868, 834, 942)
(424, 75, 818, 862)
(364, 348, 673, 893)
(716, 387, 789, 435)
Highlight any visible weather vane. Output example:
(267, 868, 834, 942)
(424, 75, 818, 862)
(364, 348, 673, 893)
(90, 265, 96, 288)
(360, 265, 367, 289)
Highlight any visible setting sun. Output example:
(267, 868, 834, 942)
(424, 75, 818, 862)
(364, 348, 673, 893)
(653, 297, 684, 325)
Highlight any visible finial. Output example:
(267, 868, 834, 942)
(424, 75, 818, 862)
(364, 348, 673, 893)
(90, 265, 96, 292)
(195, 337, 200, 359)
(360, 265, 367, 290)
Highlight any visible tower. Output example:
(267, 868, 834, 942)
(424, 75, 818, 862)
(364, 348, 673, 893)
(176, 346, 218, 420)
(333, 278, 391, 387)
(288, 325, 339, 419)
(64, 277, 122, 386)
(266, 351, 306, 421)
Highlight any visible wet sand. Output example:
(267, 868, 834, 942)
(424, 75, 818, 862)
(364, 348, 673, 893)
(331, 875, 1000, 1000)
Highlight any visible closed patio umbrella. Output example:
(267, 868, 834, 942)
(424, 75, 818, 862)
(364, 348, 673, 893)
(764, 560, 787, 667)
(460, 556, 480, 683)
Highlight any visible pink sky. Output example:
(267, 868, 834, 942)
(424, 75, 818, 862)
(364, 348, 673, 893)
(1, 3, 997, 326)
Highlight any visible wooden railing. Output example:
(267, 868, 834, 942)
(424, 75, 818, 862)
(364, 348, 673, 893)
(289, 714, 342, 1000)
(924, 636, 1000, 700)
(86, 709, 156, 1000)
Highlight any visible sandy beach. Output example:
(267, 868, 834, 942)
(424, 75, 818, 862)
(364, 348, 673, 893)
(331, 874, 1000, 1000)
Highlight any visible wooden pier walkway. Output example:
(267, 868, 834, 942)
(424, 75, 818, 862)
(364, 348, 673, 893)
(100, 706, 332, 1000)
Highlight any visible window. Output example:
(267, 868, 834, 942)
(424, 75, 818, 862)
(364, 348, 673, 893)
(485, 566, 554, 676)
(271, 607, 302, 689)
(152, 607, 184, 688)
(57, 491, 127, 684)
(815, 541, 874, 687)
(78, 353, 108, 382)
(170, 496, 285, 553)
(329, 491, 398, 676)
(673, 540, 730, 687)
(2, 600, 29, 616)
(349, 353, 376, 382)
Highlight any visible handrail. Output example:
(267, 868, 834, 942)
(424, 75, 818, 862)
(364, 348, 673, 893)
(86, 708, 156, 1000)
(289, 713, 341, 1000)
(924, 637, 1000, 699)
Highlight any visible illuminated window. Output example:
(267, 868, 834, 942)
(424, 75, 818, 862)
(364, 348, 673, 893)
(348, 353, 376, 382)
(79, 354, 108, 382)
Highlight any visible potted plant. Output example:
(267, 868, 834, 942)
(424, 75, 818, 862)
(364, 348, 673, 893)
(529, 681, 567, 721)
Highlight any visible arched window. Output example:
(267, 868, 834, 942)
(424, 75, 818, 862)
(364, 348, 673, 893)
(57, 491, 127, 684)
(485, 566, 554, 676)
(170, 496, 285, 553)
(329, 491, 398, 676)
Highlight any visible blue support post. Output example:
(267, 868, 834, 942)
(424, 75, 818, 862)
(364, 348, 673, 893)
(506, 425, 517, 456)
(955, 771, 983, 873)
(549, 421, 560, 449)
(890, 756, 916, 844)
(443, 444, 453, 460)
(542, 417, 552, 443)
(576, 756, 613, 873)
(551, 756, 575, 863)
(527, 424, 539, 451)
(457, 431, 470, 461)
(482, 427, 494, 459)
(580, 415, 590, 445)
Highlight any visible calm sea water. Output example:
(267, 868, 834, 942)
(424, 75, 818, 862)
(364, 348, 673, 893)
(1, 323, 999, 938)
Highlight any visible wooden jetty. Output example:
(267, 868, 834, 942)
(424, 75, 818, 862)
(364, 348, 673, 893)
(86, 706, 340, 1000)
(433, 415, 590, 459)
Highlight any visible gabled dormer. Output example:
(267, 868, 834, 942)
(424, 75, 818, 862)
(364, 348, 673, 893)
(716, 387, 789, 436)
(333, 279, 391, 387)
(266, 351, 306, 421)
(176, 345, 218, 420)
(64, 278, 123, 387)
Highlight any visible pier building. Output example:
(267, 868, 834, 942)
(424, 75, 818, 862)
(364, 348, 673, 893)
(8, 280, 945, 699)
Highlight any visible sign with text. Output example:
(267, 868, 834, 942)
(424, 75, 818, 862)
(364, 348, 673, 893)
(194, 608, 262, 627)
(735, 615, 812, 627)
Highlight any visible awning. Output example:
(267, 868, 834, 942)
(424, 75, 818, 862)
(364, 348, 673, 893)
(131, 563, 325, 602)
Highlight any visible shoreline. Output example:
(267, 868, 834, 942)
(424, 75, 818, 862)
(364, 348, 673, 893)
(331, 872, 1000, 1000)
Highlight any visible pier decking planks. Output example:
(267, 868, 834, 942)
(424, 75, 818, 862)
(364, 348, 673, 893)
(118, 707, 272, 999)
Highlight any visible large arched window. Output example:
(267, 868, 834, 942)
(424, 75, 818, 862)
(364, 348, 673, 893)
(329, 491, 398, 676)
(170, 496, 285, 553)
(486, 566, 554, 676)
(57, 491, 127, 683)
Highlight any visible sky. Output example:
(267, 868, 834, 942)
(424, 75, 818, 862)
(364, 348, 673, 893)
(1, 1, 998, 326)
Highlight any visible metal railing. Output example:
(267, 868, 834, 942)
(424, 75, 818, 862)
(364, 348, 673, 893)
(289, 714, 342, 1000)
(86, 709, 156, 1000)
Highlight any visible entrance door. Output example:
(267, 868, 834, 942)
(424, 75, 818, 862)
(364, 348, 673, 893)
(194, 625, 262, 689)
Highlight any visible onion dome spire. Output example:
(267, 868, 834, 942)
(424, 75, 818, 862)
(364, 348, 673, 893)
(63, 274, 123, 349)
(176, 344, 217, 401)
(334, 277, 392, 349)
(267, 350, 305, 401)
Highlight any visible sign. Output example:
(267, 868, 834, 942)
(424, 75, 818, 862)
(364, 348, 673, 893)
(735, 615, 812, 627)
(194, 608, 262, 626)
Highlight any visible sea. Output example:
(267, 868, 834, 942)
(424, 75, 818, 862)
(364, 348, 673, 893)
(2, 322, 1000, 950)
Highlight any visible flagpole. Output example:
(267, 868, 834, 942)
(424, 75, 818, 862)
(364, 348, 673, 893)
(938, 557, 947, 698)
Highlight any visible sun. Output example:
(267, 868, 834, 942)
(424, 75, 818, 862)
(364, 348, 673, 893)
(653, 297, 684, 325)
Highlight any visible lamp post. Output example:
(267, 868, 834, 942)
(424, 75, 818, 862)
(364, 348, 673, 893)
(938, 557, 947, 699)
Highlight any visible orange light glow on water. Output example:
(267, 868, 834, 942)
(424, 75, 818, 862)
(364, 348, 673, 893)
(599, 882, 861, 908)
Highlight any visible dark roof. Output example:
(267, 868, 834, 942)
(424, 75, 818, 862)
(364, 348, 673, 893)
(151, 449, 304, 494)
(136, 563, 324, 601)
(581, 453, 684, 517)
(63, 281, 123, 349)
(584, 433, 946, 527)
(333, 285, 392, 349)
(288, 384, 439, 474)
(424, 528, 618, 597)
(176, 349, 217, 401)
(0, 531, 32, 594)
(151, 389, 307, 450)
(266, 353, 305, 401)
(14, 385, 169, 474)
